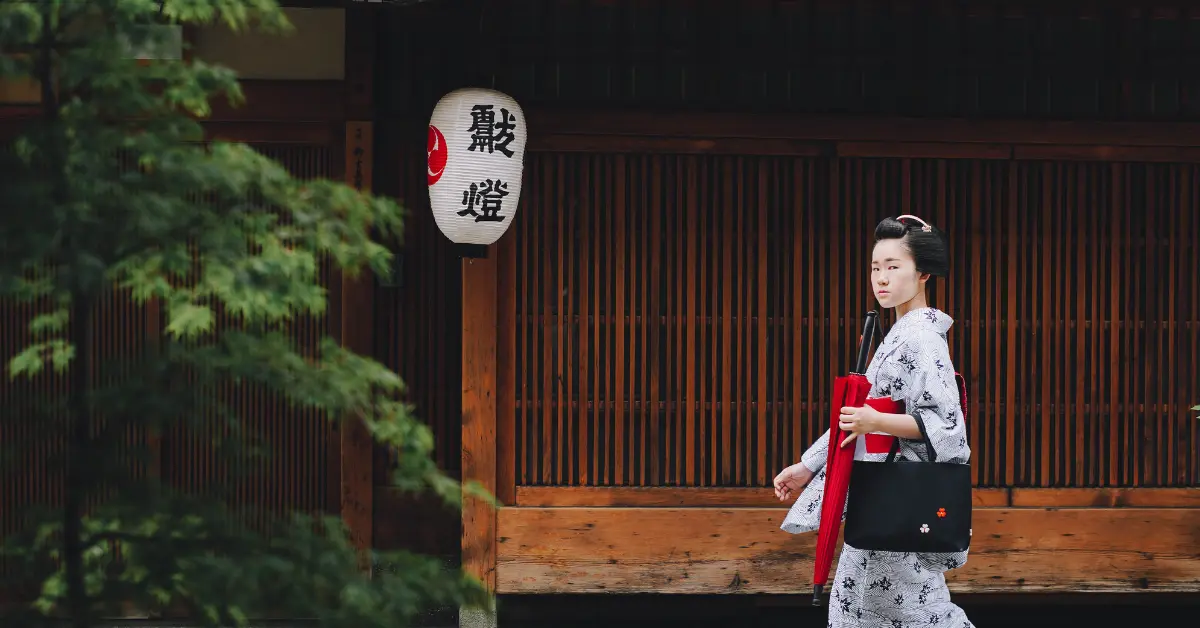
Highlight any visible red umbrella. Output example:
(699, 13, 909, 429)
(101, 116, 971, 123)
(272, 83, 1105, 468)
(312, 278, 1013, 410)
(811, 310, 901, 605)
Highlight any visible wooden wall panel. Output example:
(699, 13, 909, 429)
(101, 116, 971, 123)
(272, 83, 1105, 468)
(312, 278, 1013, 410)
(500, 153, 1200, 489)
(160, 143, 339, 526)
(495, 506, 1200, 594)
(0, 285, 156, 582)
(0, 140, 343, 583)
(368, 124, 467, 582)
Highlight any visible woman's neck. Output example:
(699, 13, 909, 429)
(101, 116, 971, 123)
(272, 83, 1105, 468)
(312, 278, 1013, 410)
(894, 292, 929, 320)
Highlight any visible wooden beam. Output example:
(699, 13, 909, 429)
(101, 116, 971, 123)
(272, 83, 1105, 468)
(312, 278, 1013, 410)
(525, 117, 1200, 162)
(1009, 488, 1200, 508)
(496, 506, 1200, 594)
(1013, 144, 1200, 163)
(462, 253, 500, 594)
(530, 134, 825, 157)
(208, 80, 345, 122)
(202, 121, 339, 145)
(338, 3, 376, 560)
(338, 119, 375, 558)
(836, 141, 1013, 160)
(528, 134, 1200, 163)
(511, 487, 1200, 509)
(514, 487, 1011, 508)
(3, 81, 342, 127)
(526, 110, 1200, 148)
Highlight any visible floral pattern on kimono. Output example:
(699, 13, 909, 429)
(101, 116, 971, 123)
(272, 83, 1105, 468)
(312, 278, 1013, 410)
(780, 307, 975, 628)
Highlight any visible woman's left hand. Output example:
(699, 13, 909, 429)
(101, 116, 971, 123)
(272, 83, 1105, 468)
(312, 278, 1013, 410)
(838, 405, 881, 448)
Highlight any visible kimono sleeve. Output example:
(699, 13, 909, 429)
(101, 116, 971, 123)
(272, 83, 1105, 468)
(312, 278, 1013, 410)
(780, 430, 836, 534)
(800, 429, 830, 472)
(780, 462, 837, 534)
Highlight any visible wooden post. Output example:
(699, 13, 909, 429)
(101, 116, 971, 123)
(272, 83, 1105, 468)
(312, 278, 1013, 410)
(340, 119, 375, 560)
(339, 3, 376, 562)
(461, 253, 498, 628)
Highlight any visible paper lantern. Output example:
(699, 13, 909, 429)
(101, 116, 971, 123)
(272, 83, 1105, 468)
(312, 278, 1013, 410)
(427, 88, 527, 256)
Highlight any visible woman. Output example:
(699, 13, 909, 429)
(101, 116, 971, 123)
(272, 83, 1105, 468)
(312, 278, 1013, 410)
(773, 215, 974, 628)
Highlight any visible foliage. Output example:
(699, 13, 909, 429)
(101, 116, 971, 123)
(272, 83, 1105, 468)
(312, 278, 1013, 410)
(0, 1, 489, 626)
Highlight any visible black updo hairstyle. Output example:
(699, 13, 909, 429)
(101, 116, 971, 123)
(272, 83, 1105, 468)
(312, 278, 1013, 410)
(874, 215, 950, 278)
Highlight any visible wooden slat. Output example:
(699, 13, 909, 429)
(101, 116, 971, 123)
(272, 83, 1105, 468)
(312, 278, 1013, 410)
(538, 155, 551, 485)
(1005, 161, 1018, 486)
(496, 507, 1200, 594)
(496, 166, 518, 506)
(514, 487, 1010, 508)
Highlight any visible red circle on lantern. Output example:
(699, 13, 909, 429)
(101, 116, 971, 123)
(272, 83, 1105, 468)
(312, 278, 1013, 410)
(427, 125, 448, 186)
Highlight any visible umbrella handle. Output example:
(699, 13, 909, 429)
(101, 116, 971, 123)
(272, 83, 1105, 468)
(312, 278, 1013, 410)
(853, 311, 878, 374)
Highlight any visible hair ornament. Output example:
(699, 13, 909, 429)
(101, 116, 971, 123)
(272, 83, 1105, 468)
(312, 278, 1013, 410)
(897, 214, 933, 232)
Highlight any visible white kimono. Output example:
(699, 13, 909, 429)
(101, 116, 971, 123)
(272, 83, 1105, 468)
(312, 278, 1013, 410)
(781, 307, 975, 628)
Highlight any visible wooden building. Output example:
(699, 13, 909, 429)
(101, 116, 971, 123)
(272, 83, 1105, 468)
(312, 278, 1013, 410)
(3, 0, 1200, 621)
(427, 0, 1200, 602)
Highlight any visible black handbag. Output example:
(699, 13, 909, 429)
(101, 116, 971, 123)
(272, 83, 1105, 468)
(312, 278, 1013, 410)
(843, 410, 973, 554)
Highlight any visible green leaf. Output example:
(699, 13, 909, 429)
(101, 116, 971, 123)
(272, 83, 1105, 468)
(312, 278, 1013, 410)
(8, 339, 74, 378)
(29, 308, 69, 335)
(165, 300, 215, 339)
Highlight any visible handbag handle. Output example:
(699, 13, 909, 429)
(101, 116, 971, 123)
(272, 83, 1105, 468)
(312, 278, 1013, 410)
(884, 421, 937, 463)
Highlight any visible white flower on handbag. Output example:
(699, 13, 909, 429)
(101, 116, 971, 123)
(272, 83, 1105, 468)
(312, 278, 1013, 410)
(919, 524, 930, 534)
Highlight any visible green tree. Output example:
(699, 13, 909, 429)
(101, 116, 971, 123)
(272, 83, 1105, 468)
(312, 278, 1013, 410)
(0, 1, 488, 626)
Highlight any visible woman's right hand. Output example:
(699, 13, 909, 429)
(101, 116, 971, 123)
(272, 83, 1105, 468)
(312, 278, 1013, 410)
(772, 462, 815, 502)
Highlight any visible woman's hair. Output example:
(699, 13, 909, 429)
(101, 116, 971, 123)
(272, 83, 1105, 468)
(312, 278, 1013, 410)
(874, 215, 950, 277)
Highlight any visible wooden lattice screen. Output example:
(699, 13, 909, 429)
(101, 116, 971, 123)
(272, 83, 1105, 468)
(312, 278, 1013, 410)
(0, 142, 340, 580)
(161, 143, 339, 522)
(501, 153, 1200, 489)
(372, 130, 462, 483)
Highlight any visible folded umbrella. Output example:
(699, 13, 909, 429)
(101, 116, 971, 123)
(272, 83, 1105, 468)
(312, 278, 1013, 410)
(811, 310, 882, 606)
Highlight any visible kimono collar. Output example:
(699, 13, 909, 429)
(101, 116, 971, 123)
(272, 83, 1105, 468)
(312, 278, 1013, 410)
(889, 306, 954, 337)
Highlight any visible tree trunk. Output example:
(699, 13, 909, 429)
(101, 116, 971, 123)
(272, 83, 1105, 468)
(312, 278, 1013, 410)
(64, 295, 93, 628)
(39, 3, 90, 624)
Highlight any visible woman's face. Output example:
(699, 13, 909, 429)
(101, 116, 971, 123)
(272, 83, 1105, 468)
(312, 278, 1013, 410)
(871, 238, 928, 309)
